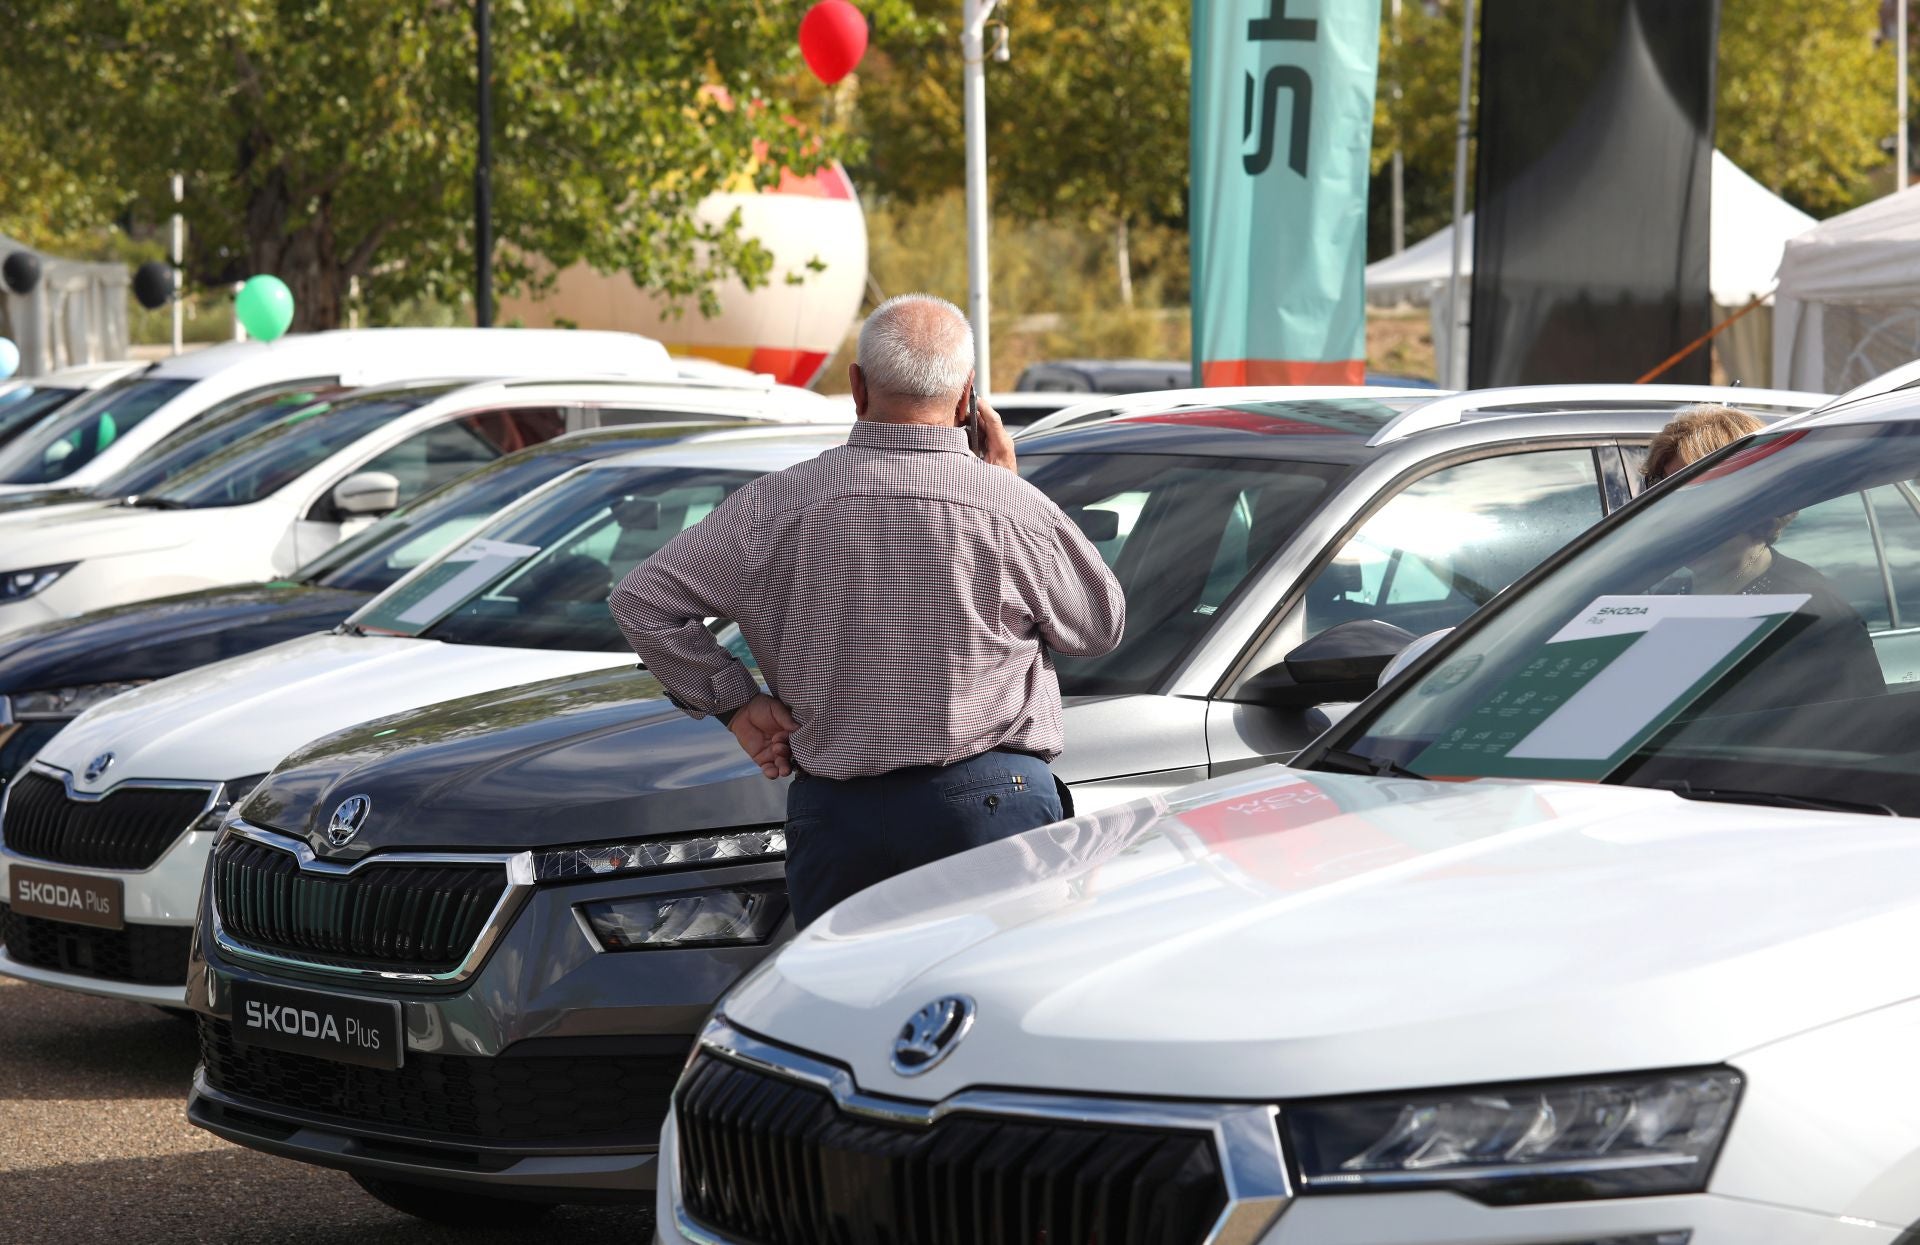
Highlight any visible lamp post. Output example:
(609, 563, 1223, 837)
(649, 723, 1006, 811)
(170, 173, 185, 355)
(1446, 0, 1477, 389)
(475, 0, 495, 327)
(1899, 0, 1909, 192)
(961, 0, 1002, 394)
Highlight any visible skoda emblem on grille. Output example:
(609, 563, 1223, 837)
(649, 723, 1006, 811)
(890, 995, 975, 1077)
(82, 752, 114, 784)
(325, 794, 373, 848)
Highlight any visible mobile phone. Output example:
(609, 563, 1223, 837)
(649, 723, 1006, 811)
(965, 385, 984, 456)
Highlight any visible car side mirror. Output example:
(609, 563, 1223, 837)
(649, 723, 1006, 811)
(1069, 507, 1120, 542)
(331, 470, 400, 517)
(1239, 619, 1418, 708)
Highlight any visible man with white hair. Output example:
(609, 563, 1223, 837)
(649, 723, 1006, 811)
(611, 293, 1125, 926)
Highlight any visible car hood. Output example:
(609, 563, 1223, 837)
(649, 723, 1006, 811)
(0, 503, 210, 559)
(0, 490, 108, 520)
(0, 581, 367, 693)
(37, 631, 629, 789)
(720, 767, 1920, 1102)
(235, 670, 1165, 855)
(240, 664, 795, 853)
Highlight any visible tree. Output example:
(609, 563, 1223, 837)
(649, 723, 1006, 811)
(0, 0, 884, 331)
(856, 0, 1189, 305)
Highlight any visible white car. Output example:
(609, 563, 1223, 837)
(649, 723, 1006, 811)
(0, 375, 844, 633)
(0, 328, 678, 498)
(0, 428, 845, 1009)
(661, 390, 1920, 1243)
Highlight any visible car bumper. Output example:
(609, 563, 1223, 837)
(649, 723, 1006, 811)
(187, 851, 789, 1202)
(0, 945, 188, 1007)
(654, 1104, 1895, 1245)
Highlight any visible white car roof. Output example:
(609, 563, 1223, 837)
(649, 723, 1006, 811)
(590, 427, 849, 473)
(1366, 382, 1830, 445)
(1017, 385, 1445, 437)
(1792, 386, 1920, 429)
(25, 360, 147, 389)
(147, 327, 674, 387)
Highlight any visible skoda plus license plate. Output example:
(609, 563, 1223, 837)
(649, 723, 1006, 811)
(11, 864, 123, 930)
(232, 979, 403, 1070)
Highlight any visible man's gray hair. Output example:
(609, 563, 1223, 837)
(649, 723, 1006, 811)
(857, 294, 975, 401)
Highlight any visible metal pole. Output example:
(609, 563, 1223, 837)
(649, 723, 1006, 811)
(1900, 0, 1909, 192)
(475, 0, 495, 327)
(962, 0, 1000, 394)
(1447, 0, 1477, 389)
(1390, 0, 1405, 254)
(170, 173, 184, 356)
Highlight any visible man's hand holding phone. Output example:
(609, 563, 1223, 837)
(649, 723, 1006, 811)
(967, 386, 1017, 471)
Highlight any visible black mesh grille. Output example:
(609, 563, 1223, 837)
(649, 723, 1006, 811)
(1, 771, 211, 870)
(0, 902, 193, 985)
(675, 1053, 1230, 1245)
(198, 1019, 686, 1144)
(210, 835, 506, 974)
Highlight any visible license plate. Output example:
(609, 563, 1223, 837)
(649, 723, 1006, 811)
(231, 979, 403, 1070)
(10, 865, 123, 930)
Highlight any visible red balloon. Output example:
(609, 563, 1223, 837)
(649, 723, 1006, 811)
(799, 0, 868, 85)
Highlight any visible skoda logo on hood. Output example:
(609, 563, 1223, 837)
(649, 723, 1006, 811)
(325, 795, 373, 849)
(890, 995, 974, 1077)
(82, 752, 115, 785)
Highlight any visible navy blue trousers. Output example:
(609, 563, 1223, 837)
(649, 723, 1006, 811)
(784, 750, 1063, 928)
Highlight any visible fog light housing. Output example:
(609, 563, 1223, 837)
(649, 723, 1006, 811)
(1287, 1068, 1741, 1204)
(578, 885, 788, 951)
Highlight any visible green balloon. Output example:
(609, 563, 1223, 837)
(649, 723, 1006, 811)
(235, 275, 295, 342)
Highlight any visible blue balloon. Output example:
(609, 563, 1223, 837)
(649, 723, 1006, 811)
(0, 338, 18, 381)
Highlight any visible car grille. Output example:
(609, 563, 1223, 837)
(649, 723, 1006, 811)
(1, 770, 211, 870)
(675, 1053, 1231, 1245)
(0, 902, 193, 986)
(198, 1019, 687, 1144)
(209, 834, 507, 975)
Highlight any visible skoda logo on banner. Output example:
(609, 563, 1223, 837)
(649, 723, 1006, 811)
(325, 795, 373, 849)
(82, 752, 115, 784)
(890, 995, 975, 1077)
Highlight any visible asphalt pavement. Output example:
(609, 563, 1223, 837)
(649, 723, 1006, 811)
(0, 977, 652, 1243)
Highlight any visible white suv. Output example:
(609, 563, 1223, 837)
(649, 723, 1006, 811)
(0, 376, 842, 634)
(664, 390, 1920, 1244)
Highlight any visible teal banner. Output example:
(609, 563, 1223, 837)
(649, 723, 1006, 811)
(1191, 0, 1379, 386)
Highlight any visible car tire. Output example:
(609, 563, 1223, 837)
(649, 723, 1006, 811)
(351, 1175, 556, 1227)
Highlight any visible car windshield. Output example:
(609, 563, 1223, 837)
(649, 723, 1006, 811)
(91, 387, 338, 499)
(1326, 421, 1920, 816)
(1019, 453, 1347, 695)
(141, 389, 457, 509)
(0, 376, 192, 484)
(0, 384, 82, 446)
(352, 463, 764, 649)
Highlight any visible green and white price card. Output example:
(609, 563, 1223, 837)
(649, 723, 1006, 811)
(1414, 594, 1811, 781)
(355, 538, 542, 637)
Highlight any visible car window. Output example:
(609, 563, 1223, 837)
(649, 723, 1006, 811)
(93, 384, 344, 498)
(594, 407, 741, 427)
(1301, 449, 1604, 640)
(0, 376, 192, 484)
(0, 384, 82, 447)
(355, 464, 762, 649)
(1020, 454, 1347, 695)
(350, 407, 569, 509)
(1772, 492, 1890, 629)
(1871, 485, 1920, 628)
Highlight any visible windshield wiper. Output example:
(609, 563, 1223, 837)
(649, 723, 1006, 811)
(124, 495, 189, 510)
(1311, 747, 1427, 781)
(1649, 780, 1895, 817)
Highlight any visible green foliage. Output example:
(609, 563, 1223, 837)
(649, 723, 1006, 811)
(0, 0, 911, 329)
(1718, 0, 1893, 214)
(855, 1, 1188, 244)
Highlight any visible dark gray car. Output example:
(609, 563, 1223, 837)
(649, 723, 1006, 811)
(182, 386, 1809, 1224)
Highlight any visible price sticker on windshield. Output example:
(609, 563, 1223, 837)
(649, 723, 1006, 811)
(1413, 594, 1809, 781)
(352, 538, 542, 637)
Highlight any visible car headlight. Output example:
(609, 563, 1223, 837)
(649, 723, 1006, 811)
(533, 827, 785, 881)
(1286, 1068, 1742, 1204)
(0, 563, 75, 602)
(11, 681, 153, 720)
(577, 885, 789, 951)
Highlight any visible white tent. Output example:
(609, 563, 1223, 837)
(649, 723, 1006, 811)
(0, 233, 130, 378)
(1773, 184, 1920, 394)
(1367, 150, 1815, 385)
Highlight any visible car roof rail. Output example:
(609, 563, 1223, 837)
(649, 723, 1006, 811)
(1018, 384, 1448, 439)
(1365, 384, 1835, 447)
